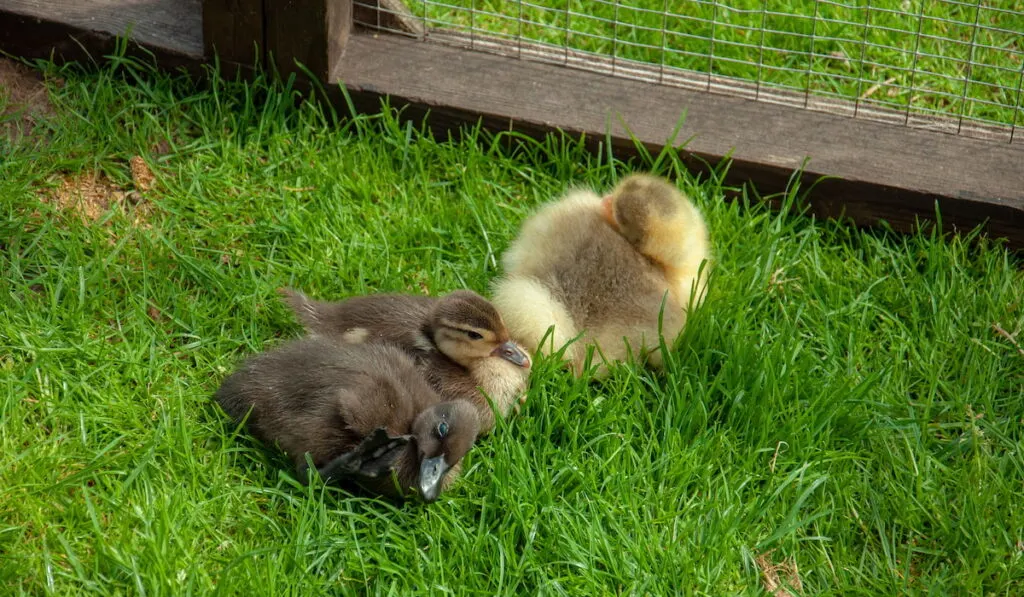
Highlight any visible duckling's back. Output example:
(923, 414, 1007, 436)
(493, 190, 686, 374)
(215, 338, 434, 470)
(280, 290, 436, 350)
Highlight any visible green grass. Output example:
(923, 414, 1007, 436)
(2, 55, 1024, 595)
(422, 0, 1024, 128)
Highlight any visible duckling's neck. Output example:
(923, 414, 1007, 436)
(415, 323, 439, 355)
(467, 357, 528, 418)
(644, 231, 710, 310)
(662, 265, 709, 310)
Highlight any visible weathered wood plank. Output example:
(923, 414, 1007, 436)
(264, 0, 351, 83)
(0, 0, 203, 57)
(334, 33, 1024, 248)
(426, 30, 1017, 145)
(202, 0, 262, 65)
(0, 10, 203, 73)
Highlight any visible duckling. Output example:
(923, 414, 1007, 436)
(491, 173, 710, 376)
(215, 337, 481, 502)
(279, 288, 531, 433)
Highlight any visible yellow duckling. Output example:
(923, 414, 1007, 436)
(491, 173, 710, 376)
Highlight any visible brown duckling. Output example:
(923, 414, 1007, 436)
(279, 289, 531, 433)
(491, 173, 710, 376)
(215, 337, 481, 502)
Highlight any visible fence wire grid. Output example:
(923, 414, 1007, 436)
(355, 0, 1024, 144)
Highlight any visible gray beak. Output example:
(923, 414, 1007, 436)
(491, 340, 530, 368)
(418, 455, 451, 503)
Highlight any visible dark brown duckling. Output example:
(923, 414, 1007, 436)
(279, 288, 531, 433)
(215, 336, 481, 502)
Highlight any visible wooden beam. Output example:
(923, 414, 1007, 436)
(264, 0, 351, 83)
(0, 0, 203, 57)
(202, 0, 263, 66)
(333, 33, 1024, 249)
(0, 1, 203, 72)
(426, 30, 1015, 144)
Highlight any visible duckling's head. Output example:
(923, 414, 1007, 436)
(411, 400, 481, 502)
(601, 174, 682, 245)
(428, 290, 531, 370)
(601, 174, 707, 271)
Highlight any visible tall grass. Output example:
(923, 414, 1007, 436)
(1, 55, 1022, 594)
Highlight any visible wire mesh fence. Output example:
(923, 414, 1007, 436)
(354, 0, 1024, 144)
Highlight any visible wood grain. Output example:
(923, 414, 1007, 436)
(0, 0, 202, 56)
(264, 0, 350, 82)
(0, 10, 203, 73)
(334, 34, 1024, 248)
(202, 0, 262, 65)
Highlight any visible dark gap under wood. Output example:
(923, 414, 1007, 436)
(0, 13, 205, 75)
(333, 33, 1024, 248)
(0, 0, 203, 57)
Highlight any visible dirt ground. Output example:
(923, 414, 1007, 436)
(0, 56, 56, 142)
(2, 57, 157, 225)
(38, 166, 157, 227)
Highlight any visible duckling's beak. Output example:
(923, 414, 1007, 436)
(600, 195, 619, 230)
(491, 340, 530, 368)
(418, 455, 451, 503)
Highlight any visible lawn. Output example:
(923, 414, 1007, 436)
(422, 0, 1024, 128)
(1, 55, 1023, 595)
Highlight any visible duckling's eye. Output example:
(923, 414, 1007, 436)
(465, 331, 483, 341)
(436, 421, 449, 438)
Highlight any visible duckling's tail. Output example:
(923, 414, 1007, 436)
(277, 287, 322, 330)
(490, 276, 582, 367)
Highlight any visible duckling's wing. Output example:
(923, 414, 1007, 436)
(279, 289, 435, 343)
(306, 427, 413, 484)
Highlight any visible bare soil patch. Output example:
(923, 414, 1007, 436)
(41, 173, 128, 222)
(0, 57, 57, 142)
(39, 162, 155, 227)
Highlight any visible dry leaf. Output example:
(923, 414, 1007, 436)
(756, 551, 803, 597)
(130, 156, 155, 192)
